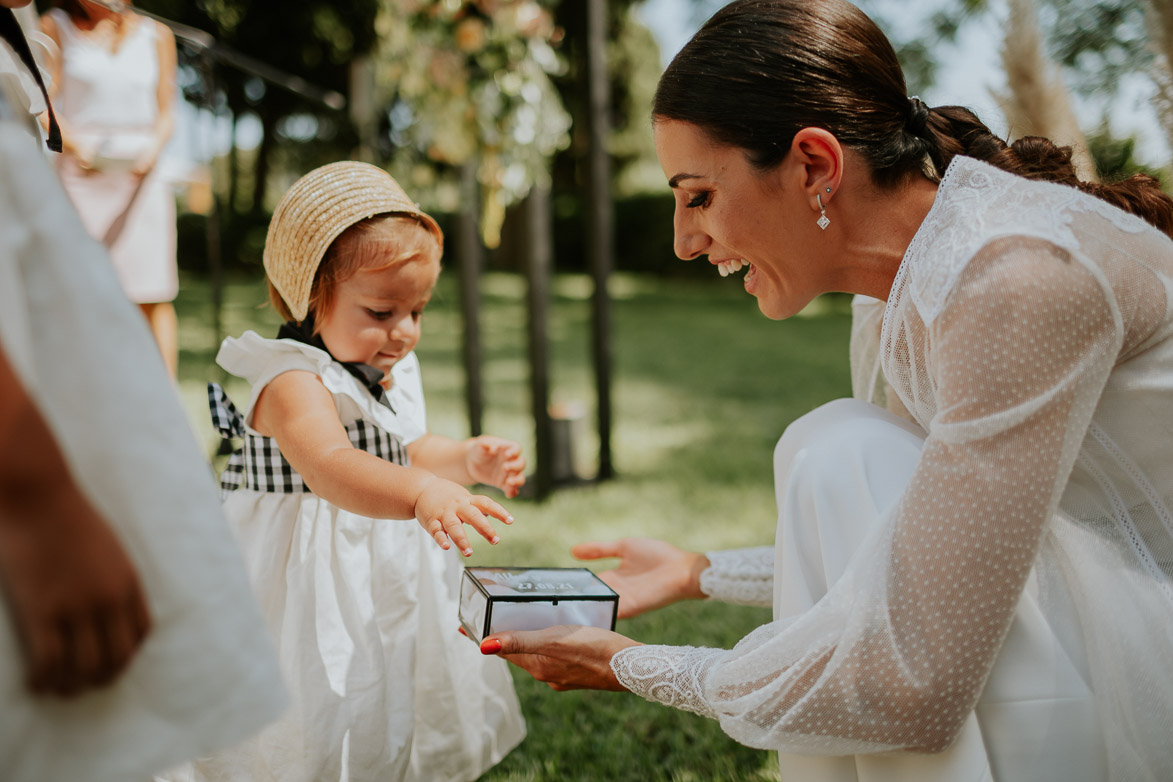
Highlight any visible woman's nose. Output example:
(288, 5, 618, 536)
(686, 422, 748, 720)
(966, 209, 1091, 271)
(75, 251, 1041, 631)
(673, 207, 708, 261)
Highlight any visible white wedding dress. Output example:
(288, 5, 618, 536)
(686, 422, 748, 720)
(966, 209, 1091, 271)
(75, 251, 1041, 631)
(612, 157, 1173, 781)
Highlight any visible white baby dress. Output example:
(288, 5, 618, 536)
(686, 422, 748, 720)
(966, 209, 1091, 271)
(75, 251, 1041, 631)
(163, 331, 526, 782)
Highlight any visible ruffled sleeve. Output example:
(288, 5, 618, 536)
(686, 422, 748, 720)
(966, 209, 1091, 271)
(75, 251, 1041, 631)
(216, 331, 427, 446)
(612, 237, 1121, 754)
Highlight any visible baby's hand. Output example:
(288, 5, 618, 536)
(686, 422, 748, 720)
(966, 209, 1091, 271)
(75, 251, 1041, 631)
(465, 436, 527, 499)
(414, 476, 513, 557)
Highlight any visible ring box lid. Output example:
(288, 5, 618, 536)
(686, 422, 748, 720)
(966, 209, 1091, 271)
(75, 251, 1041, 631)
(459, 566, 618, 643)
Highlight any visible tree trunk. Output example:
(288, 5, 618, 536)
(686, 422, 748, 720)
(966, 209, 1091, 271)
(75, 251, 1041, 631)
(1141, 0, 1173, 157)
(995, 0, 1098, 180)
(349, 56, 377, 163)
(252, 110, 276, 213)
(524, 187, 553, 499)
(585, 0, 614, 481)
(457, 162, 484, 437)
(227, 108, 239, 216)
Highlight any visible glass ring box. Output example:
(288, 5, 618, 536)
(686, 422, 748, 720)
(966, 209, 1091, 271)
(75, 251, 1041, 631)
(459, 566, 619, 643)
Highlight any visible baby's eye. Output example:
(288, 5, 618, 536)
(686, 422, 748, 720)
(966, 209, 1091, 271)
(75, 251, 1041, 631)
(411, 310, 423, 321)
(686, 191, 712, 209)
(366, 308, 394, 320)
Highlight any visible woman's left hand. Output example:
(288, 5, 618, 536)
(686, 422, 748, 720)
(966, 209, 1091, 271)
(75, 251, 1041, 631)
(130, 145, 159, 177)
(481, 625, 641, 691)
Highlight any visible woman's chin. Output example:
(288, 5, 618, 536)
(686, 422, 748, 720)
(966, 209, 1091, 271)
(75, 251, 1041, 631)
(752, 290, 807, 321)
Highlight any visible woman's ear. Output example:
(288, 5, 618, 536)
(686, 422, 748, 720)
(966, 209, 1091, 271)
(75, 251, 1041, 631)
(789, 128, 843, 203)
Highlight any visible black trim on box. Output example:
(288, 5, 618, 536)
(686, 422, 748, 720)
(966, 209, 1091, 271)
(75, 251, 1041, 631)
(460, 566, 619, 641)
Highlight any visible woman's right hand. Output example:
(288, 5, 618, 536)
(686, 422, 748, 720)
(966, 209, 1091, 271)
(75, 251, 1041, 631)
(571, 538, 710, 618)
(413, 476, 512, 557)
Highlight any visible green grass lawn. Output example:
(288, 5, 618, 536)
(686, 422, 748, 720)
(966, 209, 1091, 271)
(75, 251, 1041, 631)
(174, 269, 853, 782)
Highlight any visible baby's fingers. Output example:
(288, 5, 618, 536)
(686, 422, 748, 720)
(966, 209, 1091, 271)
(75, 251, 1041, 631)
(439, 511, 475, 557)
(422, 517, 453, 552)
(458, 503, 503, 547)
(471, 495, 513, 526)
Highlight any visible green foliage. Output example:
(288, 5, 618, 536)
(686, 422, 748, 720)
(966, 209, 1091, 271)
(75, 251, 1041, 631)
(1046, 0, 1149, 97)
(174, 269, 853, 781)
(897, 0, 1152, 100)
(1087, 123, 1167, 183)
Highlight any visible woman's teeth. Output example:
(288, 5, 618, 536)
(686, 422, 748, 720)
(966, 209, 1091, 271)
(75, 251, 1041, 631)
(717, 259, 749, 277)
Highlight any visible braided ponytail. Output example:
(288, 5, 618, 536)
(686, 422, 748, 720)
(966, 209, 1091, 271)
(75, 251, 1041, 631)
(920, 111, 1173, 238)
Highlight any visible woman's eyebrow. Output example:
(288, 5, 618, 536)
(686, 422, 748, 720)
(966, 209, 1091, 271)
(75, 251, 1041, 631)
(668, 173, 703, 188)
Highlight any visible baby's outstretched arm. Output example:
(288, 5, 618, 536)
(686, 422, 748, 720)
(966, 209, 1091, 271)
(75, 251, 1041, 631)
(408, 434, 527, 498)
(254, 371, 511, 556)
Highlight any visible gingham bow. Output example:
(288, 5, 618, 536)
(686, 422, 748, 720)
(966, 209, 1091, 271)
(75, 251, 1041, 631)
(208, 382, 245, 440)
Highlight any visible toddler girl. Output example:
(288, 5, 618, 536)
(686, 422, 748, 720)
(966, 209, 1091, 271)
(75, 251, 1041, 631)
(163, 162, 526, 781)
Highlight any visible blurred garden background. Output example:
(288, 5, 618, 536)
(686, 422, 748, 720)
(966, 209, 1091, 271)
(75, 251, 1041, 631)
(71, 0, 1173, 778)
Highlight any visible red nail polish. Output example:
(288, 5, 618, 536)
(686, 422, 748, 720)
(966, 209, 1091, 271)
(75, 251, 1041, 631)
(480, 638, 501, 655)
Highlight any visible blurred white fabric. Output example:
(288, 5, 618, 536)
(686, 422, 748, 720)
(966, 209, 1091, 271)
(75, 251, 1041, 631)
(0, 41, 285, 782)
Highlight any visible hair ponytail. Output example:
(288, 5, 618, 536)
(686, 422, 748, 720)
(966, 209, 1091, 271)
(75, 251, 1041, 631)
(923, 113, 1173, 238)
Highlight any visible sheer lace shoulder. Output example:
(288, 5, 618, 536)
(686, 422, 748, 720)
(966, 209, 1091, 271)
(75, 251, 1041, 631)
(901, 157, 1162, 327)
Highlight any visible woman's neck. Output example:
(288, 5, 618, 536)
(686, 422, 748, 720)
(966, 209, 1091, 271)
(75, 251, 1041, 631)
(833, 173, 940, 302)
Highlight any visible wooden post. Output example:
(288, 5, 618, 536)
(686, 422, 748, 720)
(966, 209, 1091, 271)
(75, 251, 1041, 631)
(202, 52, 224, 351)
(524, 186, 554, 498)
(348, 56, 377, 163)
(456, 163, 485, 437)
(585, 0, 615, 480)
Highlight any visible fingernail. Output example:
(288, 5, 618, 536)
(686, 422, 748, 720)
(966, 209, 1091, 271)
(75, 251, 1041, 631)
(490, 535, 500, 544)
(505, 515, 514, 524)
(480, 638, 501, 655)
(462, 547, 473, 557)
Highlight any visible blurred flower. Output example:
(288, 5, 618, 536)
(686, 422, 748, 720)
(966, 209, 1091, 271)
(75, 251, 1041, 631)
(378, 0, 571, 246)
(455, 17, 486, 53)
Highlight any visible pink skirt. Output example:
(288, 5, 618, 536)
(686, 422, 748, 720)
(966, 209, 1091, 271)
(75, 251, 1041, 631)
(56, 152, 178, 303)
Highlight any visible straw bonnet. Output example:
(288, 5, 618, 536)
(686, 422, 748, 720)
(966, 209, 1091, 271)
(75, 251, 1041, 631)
(264, 161, 443, 321)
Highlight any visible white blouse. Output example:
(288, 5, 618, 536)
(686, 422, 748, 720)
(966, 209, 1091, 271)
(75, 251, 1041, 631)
(611, 157, 1173, 778)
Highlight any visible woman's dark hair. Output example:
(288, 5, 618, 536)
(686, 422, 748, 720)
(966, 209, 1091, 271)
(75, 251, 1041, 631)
(654, 0, 1173, 237)
(47, 0, 99, 23)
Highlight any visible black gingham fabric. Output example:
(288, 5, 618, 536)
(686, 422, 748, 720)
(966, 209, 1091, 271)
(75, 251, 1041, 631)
(208, 382, 408, 498)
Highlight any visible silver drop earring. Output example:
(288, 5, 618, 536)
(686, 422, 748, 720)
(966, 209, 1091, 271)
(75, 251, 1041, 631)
(816, 193, 830, 230)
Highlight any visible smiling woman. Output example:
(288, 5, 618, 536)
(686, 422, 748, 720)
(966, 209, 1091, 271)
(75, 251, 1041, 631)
(482, 1, 1173, 780)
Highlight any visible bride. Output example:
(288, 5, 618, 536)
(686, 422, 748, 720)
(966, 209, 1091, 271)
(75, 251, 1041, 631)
(479, 1, 1173, 780)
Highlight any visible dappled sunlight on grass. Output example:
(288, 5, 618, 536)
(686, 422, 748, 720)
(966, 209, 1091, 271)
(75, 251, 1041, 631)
(174, 269, 852, 781)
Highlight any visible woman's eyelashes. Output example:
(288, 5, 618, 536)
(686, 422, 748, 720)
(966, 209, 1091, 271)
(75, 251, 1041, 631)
(686, 190, 712, 209)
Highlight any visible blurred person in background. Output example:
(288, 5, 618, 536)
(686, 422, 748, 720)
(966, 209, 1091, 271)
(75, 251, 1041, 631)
(1, 3, 284, 780)
(40, 0, 180, 378)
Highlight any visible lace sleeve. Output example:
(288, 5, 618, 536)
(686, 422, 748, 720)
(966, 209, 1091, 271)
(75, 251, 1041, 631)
(850, 294, 886, 405)
(612, 240, 1120, 754)
(698, 547, 774, 606)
